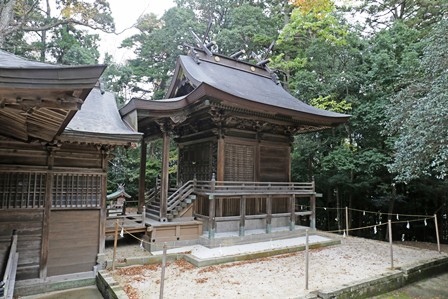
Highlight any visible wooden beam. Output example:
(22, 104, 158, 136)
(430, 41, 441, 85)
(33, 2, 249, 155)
(208, 195, 215, 239)
(160, 132, 170, 222)
(40, 146, 56, 279)
(216, 136, 225, 181)
(138, 141, 147, 214)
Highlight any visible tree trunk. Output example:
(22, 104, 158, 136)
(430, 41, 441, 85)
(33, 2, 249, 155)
(0, 0, 16, 47)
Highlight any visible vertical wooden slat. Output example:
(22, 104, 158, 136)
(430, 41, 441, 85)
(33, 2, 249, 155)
(138, 141, 147, 214)
(160, 132, 170, 221)
(71, 174, 74, 207)
(32, 173, 37, 208)
(217, 137, 225, 181)
(14, 173, 18, 208)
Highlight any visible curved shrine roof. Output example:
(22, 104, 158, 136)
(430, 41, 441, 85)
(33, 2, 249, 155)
(120, 50, 350, 132)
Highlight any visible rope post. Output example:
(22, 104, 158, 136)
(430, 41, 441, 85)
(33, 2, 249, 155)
(434, 214, 441, 253)
(345, 206, 349, 236)
(388, 220, 394, 269)
(159, 243, 167, 299)
(112, 219, 119, 271)
(305, 229, 309, 290)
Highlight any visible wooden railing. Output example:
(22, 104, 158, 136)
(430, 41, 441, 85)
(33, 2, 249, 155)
(167, 180, 195, 213)
(192, 179, 317, 239)
(0, 230, 18, 299)
(194, 180, 315, 196)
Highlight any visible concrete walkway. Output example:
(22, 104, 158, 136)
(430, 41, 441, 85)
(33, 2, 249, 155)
(375, 272, 448, 298)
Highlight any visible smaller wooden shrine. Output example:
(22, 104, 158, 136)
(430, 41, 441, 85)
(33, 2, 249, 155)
(106, 184, 131, 216)
(0, 49, 141, 294)
(120, 44, 349, 242)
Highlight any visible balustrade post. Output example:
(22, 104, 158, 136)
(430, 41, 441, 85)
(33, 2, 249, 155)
(266, 195, 272, 233)
(289, 195, 296, 231)
(208, 173, 216, 239)
(240, 196, 246, 236)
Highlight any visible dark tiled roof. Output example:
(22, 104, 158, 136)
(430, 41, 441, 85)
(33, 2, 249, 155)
(61, 87, 141, 144)
(179, 55, 348, 119)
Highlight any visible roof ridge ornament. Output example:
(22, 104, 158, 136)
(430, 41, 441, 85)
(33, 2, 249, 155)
(250, 52, 279, 84)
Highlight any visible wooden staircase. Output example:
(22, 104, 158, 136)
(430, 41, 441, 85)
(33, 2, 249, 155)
(145, 180, 197, 221)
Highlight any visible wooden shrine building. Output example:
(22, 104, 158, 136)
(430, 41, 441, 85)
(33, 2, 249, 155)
(120, 47, 349, 241)
(0, 50, 140, 293)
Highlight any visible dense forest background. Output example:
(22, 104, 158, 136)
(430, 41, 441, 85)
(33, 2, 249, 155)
(1, 0, 447, 241)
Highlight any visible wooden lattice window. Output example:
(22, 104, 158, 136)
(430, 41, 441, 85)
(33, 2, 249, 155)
(224, 143, 255, 181)
(52, 173, 102, 208)
(0, 172, 46, 209)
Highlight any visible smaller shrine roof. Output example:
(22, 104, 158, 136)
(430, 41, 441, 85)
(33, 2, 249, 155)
(60, 87, 142, 145)
(107, 185, 132, 200)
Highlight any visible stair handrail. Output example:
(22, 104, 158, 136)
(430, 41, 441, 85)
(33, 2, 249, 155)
(166, 180, 195, 212)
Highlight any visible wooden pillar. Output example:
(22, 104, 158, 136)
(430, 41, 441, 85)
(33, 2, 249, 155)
(208, 175, 216, 239)
(216, 136, 225, 217)
(160, 132, 170, 222)
(99, 147, 110, 254)
(138, 140, 147, 214)
(40, 145, 57, 279)
(266, 195, 272, 233)
(217, 135, 225, 181)
(208, 195, 216, 239)
(240, 196, 246, 236)
(289, 195, 296, 231)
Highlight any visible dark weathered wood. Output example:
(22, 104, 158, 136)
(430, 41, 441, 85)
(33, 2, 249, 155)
(208, 195, 215, 239)
(47, 210, 99, 276)
(138, 141, 147, 214)
(217, 137, 225, 181)
(160, 132, 170, 221)
(40, 148, 54, 279)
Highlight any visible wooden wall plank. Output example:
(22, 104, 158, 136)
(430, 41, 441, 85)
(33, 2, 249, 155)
(47, 210, 99, 277)
(0, 210, 43, 280)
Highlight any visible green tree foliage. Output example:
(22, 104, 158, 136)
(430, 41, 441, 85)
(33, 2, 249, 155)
(47, 25, 100, 64)
(0, 0, 114, 62)
(214, 4, 280, 55)
(386, 19, 448, 182)
(121, 8, 203, 99)
(357, 0, 447, 31)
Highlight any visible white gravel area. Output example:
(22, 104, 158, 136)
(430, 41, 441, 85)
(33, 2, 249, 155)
(109, 235, 446, 299)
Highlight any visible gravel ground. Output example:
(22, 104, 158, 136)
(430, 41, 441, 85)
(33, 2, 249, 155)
(106, 235, 447, 299)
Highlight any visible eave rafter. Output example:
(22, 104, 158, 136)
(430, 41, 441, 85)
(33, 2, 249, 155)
(0, 90, 83, 111)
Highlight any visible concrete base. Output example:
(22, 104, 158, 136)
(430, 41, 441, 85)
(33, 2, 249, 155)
(200, 225, 309, 248)
(14, 271, 96, 297)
